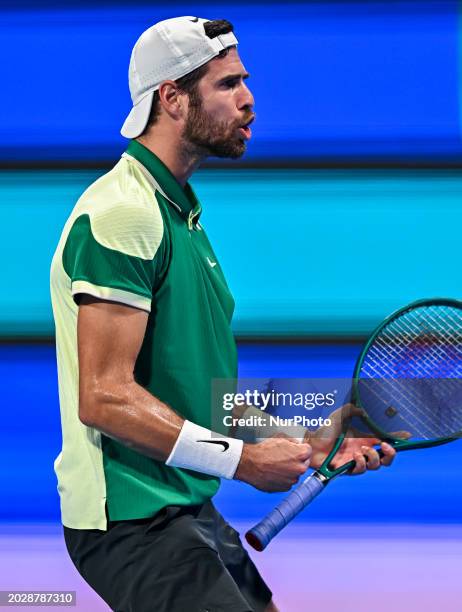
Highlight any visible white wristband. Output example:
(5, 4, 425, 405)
(166, 420, 243, 480)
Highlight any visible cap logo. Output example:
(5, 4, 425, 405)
(190, 17, 199, 22)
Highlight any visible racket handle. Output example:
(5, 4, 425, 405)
(245, 473, 326, 551)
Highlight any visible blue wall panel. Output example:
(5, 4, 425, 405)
(2, 169, 462, 337)
(2, 343, 461, 523)
(2, 1, 460, 162)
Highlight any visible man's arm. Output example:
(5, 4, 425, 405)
(77, 295, 311, 492)
(78, 295, 183, 459)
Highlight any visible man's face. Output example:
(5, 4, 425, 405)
(182, 47, 255, 159)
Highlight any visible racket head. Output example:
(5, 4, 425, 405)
(351, 298, 462, 447)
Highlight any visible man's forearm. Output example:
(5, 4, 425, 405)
(80, 378, 245, 481)
(79, 379, 184, 461)
(78, 380, 313, 491)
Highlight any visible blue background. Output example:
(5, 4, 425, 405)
(3, 344, 461, 523)
(2, 169, 462, 337)
(2, 1, 461, 163)
(2, 1, 462, 525)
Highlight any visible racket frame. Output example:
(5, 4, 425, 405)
(318, 297, 462, 480)
(245, 297, 462, 550)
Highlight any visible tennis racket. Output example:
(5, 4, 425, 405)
(245, 298, 462, 551)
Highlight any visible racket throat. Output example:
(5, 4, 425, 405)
(314, 470, 330, 484)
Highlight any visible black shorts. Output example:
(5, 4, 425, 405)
(63, 501, 272, 612)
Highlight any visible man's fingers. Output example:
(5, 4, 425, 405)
(341, 403, 366, 421)
(299, 444, 312, 462)
(356, 435, 381, 447)
(389, 430, 412, 440)
(379, 441, 396, 466)
(350, 451, 367, 475)
(361, 446, 381, 470)
(352, 441, 397, 472)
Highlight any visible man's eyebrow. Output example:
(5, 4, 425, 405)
(218, 72, 250, 82)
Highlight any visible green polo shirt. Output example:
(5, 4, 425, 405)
(50, 140, 237, 530)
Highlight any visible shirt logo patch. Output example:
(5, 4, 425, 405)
(207, 257, 217, 268)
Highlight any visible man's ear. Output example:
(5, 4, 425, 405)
(158, 81, 188, 119)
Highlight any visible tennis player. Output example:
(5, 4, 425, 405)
(50, 17, 397, 611)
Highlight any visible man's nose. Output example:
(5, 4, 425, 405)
(239, 82, 254, 111)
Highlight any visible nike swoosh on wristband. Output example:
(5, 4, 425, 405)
(197, 439, 230, 452)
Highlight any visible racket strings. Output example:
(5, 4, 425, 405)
(365, 306, 462, 378)
(391, 314, 460, 373)
(362, 350, 449, 436)
(358, 305, 462, 439)
(359, 375, 451, 438)
(380, 322, 461, 382)
(401, 308, 462, 375)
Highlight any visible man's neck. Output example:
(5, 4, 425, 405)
(136, 132, 204, 188)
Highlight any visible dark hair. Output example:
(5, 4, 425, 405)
(140, 19, 234, 132)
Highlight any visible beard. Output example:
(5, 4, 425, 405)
(182, 90, 249, 159)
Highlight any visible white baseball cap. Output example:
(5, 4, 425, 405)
(120, 16, 238, 139)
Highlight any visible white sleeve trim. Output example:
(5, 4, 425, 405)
(72, 280, 151, 313)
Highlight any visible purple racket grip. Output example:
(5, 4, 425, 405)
(245, 473, 326, 551)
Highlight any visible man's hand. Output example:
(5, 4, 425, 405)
(306, 404, 408, 475)
(235, 437, 311, 492)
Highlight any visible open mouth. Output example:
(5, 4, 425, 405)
(238, 125, 252, 139)
(237, 116, 255, 140)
